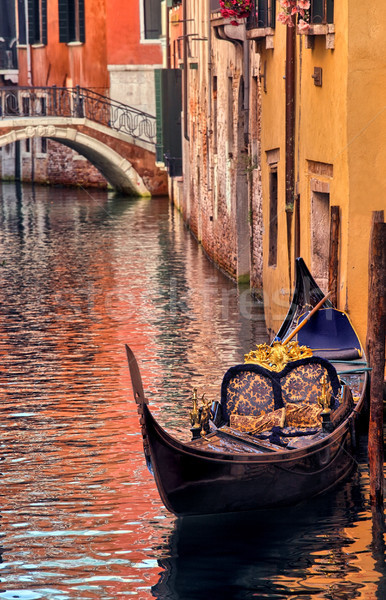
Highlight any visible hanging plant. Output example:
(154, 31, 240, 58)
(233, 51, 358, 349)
(220, 0, 253, 26)
(277, 0, 311, 32)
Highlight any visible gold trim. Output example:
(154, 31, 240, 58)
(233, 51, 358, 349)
(244, 341, 313, 372)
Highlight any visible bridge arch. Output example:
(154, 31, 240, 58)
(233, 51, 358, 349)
(0, 117, 167, 196)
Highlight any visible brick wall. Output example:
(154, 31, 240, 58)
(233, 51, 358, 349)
(21, 139, 108, 188)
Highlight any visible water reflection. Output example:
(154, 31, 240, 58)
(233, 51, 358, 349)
(0, 182, 384, 600)
(154, 473, 384, 600)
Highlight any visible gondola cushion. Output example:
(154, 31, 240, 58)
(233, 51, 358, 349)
(220, 365, 281, 422)
(230, 408, 285, 433)
(221, 357, 340, 423)
(280, 360, 339, 407)
(229, 402, 323, 434)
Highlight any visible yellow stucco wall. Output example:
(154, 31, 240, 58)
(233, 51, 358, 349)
(260, 1, 385, 343)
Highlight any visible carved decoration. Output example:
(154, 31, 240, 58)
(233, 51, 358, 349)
(244, 341, 313, 372)
(24, 125, 56, 138)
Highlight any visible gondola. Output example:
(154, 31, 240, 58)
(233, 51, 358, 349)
(126, 258, 368, 517)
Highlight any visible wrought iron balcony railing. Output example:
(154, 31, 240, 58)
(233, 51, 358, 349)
(0, 86, 157, 145)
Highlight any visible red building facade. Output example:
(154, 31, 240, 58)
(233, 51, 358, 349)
(1, 0, 163, 189)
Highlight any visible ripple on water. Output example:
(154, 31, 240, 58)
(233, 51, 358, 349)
(0, 184, 384, 600)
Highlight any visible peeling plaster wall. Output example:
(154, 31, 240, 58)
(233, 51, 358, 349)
(174, 3, 264, 285)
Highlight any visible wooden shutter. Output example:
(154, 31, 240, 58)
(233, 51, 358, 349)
(27, 0, 47, 44)
(27, 0, 36, 43)
(144, 0, 161, 39)
(58, 0, 69, 43)
(17, 0, 27, 45)
(41, 0, 47, 44)
(78, 0, 85, 42)
(59, 0, 85, 43)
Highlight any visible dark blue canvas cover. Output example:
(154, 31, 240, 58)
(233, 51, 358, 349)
(297, 308, 362, 359)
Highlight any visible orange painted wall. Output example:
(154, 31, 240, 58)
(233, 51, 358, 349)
(105, 0, 162, 65)
(18, 0, 109, 89)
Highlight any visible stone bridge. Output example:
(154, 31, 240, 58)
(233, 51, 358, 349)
(0, 86, 167, 196)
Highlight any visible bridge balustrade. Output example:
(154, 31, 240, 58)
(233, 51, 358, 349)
(0, 86, 157, 145)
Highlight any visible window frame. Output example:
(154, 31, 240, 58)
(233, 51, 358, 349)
(27, 0, 47, 46)
(140, 0, 162, 43)
(58, 0, 85, 44)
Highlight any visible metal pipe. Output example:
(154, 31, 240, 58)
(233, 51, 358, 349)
(285, 20, 296, 286)
(183, 0, 189, 140)
(24, 0, 32, 85)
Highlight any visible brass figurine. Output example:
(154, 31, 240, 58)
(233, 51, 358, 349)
(190, 388, 200, 428)
(317, 375, 331, 414)
(318, 375, 334, 433)
(189, 388, 211, 440)
(200, 396, 211, 437)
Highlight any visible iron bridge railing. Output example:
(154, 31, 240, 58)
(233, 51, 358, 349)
(0, 86, 157, 146)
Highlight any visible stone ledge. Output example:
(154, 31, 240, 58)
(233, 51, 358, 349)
(301, 23, 335, 50)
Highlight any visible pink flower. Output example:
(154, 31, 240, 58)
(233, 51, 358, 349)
(297, 0, 310, 9)
(277, 12, 294, 26)
(298, 19, 310, 32)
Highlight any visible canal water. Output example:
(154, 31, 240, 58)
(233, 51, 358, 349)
(0, 183, 384, 600)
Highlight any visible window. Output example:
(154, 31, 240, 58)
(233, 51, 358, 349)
(27, 0, 47, 45)
(58, 0, 85, 43)
(311, 191, 330, 291)
(268, 167, 278, 267)
(212, 76, 218, 154)
(310, 0, 333, 25)
(143, 0, 162, 40)
(227, 77, 233, 155)
(17, 0, 27, 45)
(247, 0, 276, 30)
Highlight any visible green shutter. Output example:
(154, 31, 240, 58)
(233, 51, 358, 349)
(154, 69, 183, 175)
(27, 0, 36, 43)
(58, 0, 69, 43)
(41, 0, 47, 44)
(78, 0, 85, 42)
(154, 69, 164, 163)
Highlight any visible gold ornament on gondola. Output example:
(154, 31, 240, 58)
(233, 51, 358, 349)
(244, 340, 313, 372)
(190, 388, 211, 440)
(317, 375, 332, 414)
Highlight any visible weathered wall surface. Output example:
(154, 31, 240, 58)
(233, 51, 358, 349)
(171, 3, 264, 285)
(105, 0, 163, 116)
(9, 0, 163, 191)
(17, 0, 108, 89)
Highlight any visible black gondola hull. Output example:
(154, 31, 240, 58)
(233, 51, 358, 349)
(144, 403, 357, 516)
(126, 258, 367, 517)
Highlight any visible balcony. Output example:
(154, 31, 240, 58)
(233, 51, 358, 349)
(210, 0, 275, 48)
(302, 0, 335, 49)
(246, 0, 275, 48)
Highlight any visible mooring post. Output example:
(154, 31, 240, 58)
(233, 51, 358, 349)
(366, 210, 385, 510)
(328, 205, 340, 307)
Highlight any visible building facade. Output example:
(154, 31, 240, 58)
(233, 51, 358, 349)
(1, 0, 163, 189)
(164, 0, 385, 342)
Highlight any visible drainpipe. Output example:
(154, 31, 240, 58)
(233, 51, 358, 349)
(183, 0, 189, 140)
(285, 21, 296, 288)
(24, 0, 32, 85)
(207, 0, 212, 194)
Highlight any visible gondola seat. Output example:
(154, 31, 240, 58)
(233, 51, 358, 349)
(220, 357, 341, 434)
